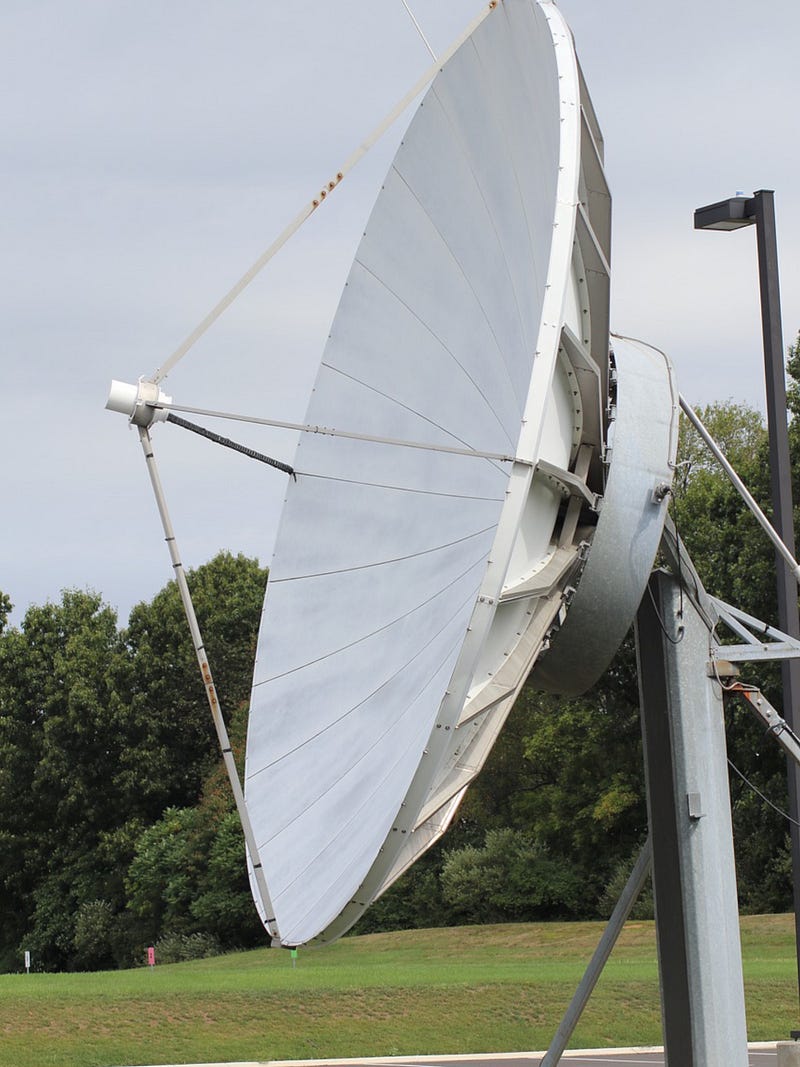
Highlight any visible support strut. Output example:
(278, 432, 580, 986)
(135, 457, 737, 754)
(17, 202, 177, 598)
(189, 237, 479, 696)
(540, 838, 652, 1067)
(137, 425, 280, 943)
(636, 570, 748, 1066)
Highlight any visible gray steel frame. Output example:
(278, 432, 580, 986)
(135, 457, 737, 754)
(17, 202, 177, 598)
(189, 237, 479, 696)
(542, 564, 750, 1065)
(636, 570, 748, 1065)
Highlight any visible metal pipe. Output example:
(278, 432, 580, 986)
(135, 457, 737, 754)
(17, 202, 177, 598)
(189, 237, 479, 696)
(732, 684, 800, 771)
(751, 188, 800, 1005)
(400, 0, 437, 59)
(540, 838, 652, 1067)
(137, 426, 280, 942)
(150, 398, 526, 465)
(678, 395, 800, 582)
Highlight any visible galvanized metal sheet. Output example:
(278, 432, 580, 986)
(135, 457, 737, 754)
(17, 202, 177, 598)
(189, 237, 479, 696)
(530, 335, 679, 696)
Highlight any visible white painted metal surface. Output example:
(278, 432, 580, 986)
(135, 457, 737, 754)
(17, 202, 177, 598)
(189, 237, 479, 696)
(245, 0, 611, 946)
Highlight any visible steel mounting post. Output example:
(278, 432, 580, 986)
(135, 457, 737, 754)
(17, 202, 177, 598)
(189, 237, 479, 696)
(752, 190, 800, 1001)
(636, 570, 748, 1066)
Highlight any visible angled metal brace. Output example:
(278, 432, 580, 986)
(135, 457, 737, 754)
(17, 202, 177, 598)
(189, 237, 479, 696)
(710, 597, 800, 663)
(534, 456, 600, 510)
(540, 838, 652, 1067)
(137, 426, 280, 943)
(660, 521, 800, 665)
(680, 396, 800, 586)
(727, 682, 800, 770)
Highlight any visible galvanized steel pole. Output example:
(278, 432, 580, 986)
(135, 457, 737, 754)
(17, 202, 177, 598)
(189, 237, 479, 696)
(751, 189, 800, 999)
(637, 571, 749, 1066)
(695, 188, 800, 1003)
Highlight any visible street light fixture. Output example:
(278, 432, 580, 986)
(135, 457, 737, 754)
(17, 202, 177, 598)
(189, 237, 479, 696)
(694, 195, 756, 231)
(695, 189, 800, 1001)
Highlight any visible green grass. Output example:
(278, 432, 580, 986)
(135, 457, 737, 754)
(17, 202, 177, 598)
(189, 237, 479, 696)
(0, 916, 794, 1067)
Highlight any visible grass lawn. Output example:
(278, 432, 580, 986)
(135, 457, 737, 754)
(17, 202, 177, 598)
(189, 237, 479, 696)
(0, 915, 794, 1067)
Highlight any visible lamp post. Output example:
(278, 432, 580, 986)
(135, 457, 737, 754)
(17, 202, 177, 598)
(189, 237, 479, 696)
(695, 190, 800, 999)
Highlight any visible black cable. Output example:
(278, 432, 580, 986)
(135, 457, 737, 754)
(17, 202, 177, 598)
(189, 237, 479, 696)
(645, 582, 685, 645)
(727, 758, 800, 827)
(166, 413, 295, 478)
(666, 463, 703, 607)
(670, 506, 686, 625)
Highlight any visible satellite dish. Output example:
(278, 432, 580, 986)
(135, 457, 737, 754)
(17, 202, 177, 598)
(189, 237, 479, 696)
(241, 0, 669, 948)
(104, 0, 677, 953)
(102, 7, 798, 1064)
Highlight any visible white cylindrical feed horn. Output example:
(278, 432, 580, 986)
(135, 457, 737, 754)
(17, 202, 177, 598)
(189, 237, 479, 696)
(105, 379, 171, 427)
(105, 380, 139, 416)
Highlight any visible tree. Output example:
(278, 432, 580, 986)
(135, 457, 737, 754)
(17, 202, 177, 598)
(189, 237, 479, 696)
(0, 552, 268, 971)
(441, 828, 585, 923)
(671, 400, 774, 621)
(354, 644, 647, 935)
(0, 589, 129, 969)
(522, 685, 643, 888)
(126, 704, 264, 953)
(72, 899, 116, 971)
(119, 551, 267, 810)
(670, 393, 795, 912)
(125, 806, 206, 941)
(0, 615, 45, 970)
(5, 364, 800, 968)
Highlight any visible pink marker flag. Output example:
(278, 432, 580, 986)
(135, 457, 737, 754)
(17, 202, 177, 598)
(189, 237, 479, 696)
(147, 946, 155, 967)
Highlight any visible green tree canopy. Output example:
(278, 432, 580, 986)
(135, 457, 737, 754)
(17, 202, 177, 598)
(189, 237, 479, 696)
(0, 551, 268, 971)
(671, 386, 796, 913)
(4, 344, 800, 968)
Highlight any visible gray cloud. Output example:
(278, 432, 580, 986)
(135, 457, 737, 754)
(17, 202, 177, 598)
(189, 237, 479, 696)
(3, 0, 798, 626)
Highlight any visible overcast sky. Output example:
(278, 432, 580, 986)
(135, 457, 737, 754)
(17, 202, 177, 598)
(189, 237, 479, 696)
(3, 0, 799, 627)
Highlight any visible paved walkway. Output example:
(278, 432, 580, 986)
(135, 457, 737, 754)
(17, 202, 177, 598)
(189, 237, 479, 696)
(143, 1042, 778, 1067)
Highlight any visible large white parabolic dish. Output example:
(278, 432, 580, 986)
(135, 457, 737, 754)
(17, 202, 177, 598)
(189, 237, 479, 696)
(245, 0, 611, 947)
